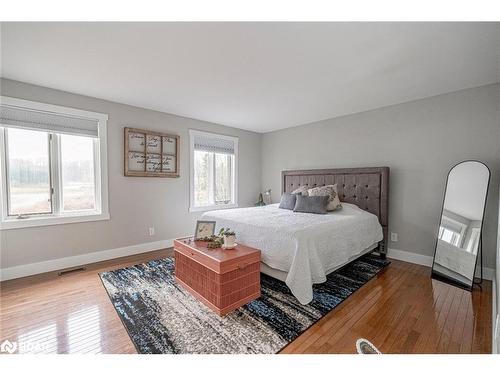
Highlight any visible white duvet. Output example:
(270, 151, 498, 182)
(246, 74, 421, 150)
(202, 203, 383, 304)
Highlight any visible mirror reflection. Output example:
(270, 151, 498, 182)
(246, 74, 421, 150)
(431, 161, 490, 289)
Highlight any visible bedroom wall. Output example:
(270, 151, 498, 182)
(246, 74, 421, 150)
(0, 78, 262, 271)
(261, 83, 500, 269)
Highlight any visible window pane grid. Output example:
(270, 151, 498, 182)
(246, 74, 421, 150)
(438, 226, 461, 247)
(60, 134, 96, 212)
(193, 149, 234, 208)
(214, 153, 232, 204)
(6, 128, 53, 216)
(193, 150, 211, 207)
(3, 128, 99, 219)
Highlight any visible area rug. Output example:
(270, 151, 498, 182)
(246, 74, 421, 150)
(100, 254, 389, 354)
(356, 338, 382, 354)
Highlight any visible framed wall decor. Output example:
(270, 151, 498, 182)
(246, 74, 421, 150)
(124, 127, 180, 177)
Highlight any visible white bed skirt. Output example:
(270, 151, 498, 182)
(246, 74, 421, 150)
(260, 242, 379, 282)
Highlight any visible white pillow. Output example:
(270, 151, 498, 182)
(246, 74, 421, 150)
(291, 185, 309, 195)
(307, 184, 342, 211)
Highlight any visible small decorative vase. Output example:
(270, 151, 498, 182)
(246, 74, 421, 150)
(223, 234, 236, 249)
(255, 193, 265, 206)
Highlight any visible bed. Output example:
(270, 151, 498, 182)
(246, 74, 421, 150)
(202, 167, 389, 304)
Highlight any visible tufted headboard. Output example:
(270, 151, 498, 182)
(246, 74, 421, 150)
(282, 167, 389, 253)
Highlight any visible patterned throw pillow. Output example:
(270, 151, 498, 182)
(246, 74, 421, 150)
(291, 185, 309, 196)
(307, 184, 342, 211)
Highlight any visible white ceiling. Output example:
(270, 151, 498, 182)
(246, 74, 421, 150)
(1, 22, 499, 133)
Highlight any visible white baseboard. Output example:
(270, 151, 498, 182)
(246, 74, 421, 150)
(387, 248, 433, 267)
(0, 242, 495, 284)
(387, 247, 494, 281)
(0, 239, 175, 281)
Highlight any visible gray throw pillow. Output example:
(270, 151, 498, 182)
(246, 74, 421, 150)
(279, 192, 297, 210)
(293, 195, 329, 214)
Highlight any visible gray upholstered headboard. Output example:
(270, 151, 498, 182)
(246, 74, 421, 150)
(282, 167, 389, 253)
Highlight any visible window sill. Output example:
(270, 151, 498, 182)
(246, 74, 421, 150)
(0, 212, 110, 230)
(189, 203, 238, 213)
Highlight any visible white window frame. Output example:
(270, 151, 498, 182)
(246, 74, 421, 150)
(466, 227, 481, 254)
(189, 129, 238, 212)
(0, 96, 109, 230)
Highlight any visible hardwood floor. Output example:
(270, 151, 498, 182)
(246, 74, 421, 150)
(0, 250, 492, 354)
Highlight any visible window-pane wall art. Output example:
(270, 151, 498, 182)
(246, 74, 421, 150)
(124, 127, 180, 177)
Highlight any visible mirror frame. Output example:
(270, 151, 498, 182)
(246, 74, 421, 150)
(430, 160, 491, 291)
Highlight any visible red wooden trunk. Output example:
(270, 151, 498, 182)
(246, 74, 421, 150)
(173, 238, 261, 316)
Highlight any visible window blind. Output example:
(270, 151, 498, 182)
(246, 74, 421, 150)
(193, 132, 236, 155)
(0, 105, 99, 137)
(440, 219, 464, 234)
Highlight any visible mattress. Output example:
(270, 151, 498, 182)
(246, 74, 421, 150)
(202, 203, 383, 304)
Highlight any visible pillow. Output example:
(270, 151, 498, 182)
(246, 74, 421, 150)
(307, 184, 342, 211)
(278, 192, 297, 210)
(293, 195, 329, 214)
(291, 185, 309, 196)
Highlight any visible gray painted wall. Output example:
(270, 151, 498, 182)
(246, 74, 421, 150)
(1, 79, 498, 272)
(261, 84, 500, 268)
(0, 79, 262, 268)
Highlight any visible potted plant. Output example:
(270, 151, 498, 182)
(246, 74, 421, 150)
(219, 228, 237, 249)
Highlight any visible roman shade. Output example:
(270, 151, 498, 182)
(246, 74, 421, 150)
(0, 104, 100, 137)
(440, 219, 464, 234)
(193, 132, 236, 155)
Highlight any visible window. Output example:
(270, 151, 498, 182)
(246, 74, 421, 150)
(190, 130, 238, 212)
(438, 226, 461, 247)
(6, 128, 52, 216)
(0, 96, 109, 229)
(465, 227, 480, 254)
(60, 134, 96, 212)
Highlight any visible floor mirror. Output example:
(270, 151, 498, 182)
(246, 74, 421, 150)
(431, 160, 490, 290)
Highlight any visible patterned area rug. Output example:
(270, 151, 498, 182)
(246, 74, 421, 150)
(100, 254, 389, 354)
(356, 338, 382, 354)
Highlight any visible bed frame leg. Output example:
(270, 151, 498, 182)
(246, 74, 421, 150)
(377, 240, 387, 260)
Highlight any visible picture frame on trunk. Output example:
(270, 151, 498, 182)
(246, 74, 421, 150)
(194, 220, 216, 240)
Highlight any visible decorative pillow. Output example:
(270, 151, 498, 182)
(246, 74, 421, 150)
(307, 184, 342, 211)
(291, 185, 309, 196)
(278, 192, 297, 210)
(293, 195, 329, 214)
